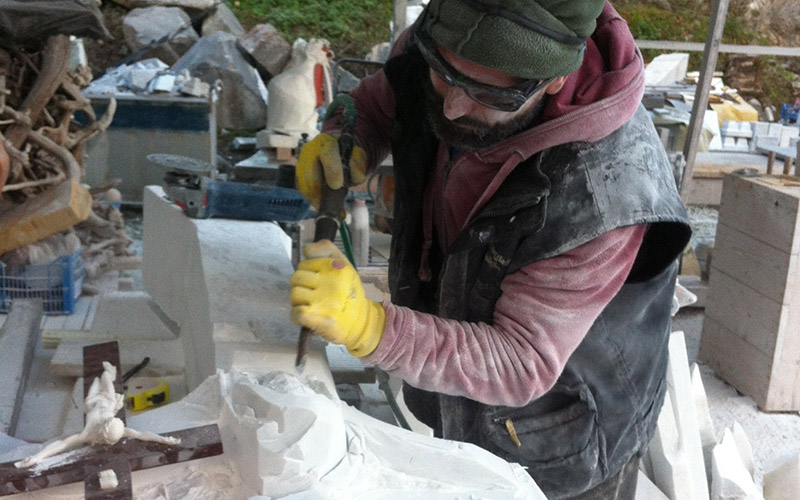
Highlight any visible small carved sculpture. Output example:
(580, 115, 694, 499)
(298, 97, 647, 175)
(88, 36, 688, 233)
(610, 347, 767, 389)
(15, 361, 180, 468)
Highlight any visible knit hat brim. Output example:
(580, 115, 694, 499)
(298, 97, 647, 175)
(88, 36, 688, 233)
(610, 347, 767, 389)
(423, 0, 600, 80)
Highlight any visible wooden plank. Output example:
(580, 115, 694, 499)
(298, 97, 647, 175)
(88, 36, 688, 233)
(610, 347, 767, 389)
(712, 222, 798, 304)
(705, 268, 785, 357)
(0, 424, 222, 496)
(636, 40, 800, 57)
(718, 175, 800, 254)
(699, 316, 775, 410)
(0, 300, 43, 435)
(84, 460, 132, 500)
(0, 181, 92, 254)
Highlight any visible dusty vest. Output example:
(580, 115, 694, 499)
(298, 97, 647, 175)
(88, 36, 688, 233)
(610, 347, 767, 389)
(383, 46, 691, 499)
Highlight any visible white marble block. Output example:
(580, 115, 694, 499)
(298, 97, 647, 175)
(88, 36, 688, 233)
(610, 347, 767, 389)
(646, 331, 710, 500)
(711, 428, 763, 500)
(763, 453, 800, 500)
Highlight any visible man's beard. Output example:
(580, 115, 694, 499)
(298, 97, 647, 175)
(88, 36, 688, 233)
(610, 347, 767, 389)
(423, 78, 541, 151)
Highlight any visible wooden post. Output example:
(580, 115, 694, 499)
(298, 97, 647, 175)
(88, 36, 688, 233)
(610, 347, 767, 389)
(680, 0, 730, 202)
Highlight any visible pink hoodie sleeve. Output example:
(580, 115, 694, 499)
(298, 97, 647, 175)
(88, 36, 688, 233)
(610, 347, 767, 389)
(363, 224, 648, 407)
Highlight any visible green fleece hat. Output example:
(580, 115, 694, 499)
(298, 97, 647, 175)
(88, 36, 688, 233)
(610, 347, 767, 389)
(421, 0, 605, 80)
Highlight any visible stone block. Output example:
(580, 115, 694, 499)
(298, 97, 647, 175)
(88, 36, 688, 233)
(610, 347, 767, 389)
(721, 121, 754, 138)
(764, 452, 800, 500)
(700, 174, 800, 411)
(147, 73, 176, 93)
(201, 3, 245, 37)
(779, 126, 799, 148)
(0, 300, 43, 435)
(240, 24, 292, 78)
(125, 67, 159, 91)
(122, 7, 199, 65)
(645, 53, 690, 86)
(711, 428, 762, 500)
(142, 186, 329, 390)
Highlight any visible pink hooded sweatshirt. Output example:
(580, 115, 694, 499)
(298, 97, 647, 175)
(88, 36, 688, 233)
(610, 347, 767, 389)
(327, 3, 649, 407)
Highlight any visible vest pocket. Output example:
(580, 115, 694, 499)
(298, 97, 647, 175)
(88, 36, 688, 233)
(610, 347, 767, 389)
(479, 384, 603, 496)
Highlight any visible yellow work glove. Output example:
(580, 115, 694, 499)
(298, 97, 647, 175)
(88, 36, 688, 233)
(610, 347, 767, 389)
(296, 133, 368, 210)
(290, 240, 385, 357)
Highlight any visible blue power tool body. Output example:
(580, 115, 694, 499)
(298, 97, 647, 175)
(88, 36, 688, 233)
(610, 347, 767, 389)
(150, 154, 310, 222)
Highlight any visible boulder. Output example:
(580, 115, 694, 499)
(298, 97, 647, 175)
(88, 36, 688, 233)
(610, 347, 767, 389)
(201, 3, 245, 37)
(172, 32, 267, 129)
(239, 24, 292, 78)
(122, 6, 199, 65)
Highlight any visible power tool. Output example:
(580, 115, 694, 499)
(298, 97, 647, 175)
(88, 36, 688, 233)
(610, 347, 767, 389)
(149, 153, 309, 222)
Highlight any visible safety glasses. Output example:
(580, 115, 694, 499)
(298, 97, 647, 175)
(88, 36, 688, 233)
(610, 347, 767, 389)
(414, 29, 554, 112)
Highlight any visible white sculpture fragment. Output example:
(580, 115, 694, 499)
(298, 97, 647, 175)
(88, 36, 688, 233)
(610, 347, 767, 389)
(711, 428, 763, 500)
(763, 452, 800, 500)
(129, 370, 546, 499)
(98, 469, 118, 490)
(691, 362, 718, 484)
(14, 361, 180, 468)
(645, 331, 710, 500)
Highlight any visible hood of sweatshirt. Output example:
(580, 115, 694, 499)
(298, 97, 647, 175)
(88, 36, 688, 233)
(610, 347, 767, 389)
(450, 1, 647, 233)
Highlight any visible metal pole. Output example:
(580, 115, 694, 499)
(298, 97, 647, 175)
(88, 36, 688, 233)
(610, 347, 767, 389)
(392, 0, 408, 43)
(681, 0, 730, 201)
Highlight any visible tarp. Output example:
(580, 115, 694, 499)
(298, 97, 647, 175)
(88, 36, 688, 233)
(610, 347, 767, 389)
(0, 0, 112, 43)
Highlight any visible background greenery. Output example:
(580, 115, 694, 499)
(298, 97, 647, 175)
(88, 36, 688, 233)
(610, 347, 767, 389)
(228, 0, 798, 107)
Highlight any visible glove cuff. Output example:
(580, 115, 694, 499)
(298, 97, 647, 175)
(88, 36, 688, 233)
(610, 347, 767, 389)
(348, 299, 386, 358)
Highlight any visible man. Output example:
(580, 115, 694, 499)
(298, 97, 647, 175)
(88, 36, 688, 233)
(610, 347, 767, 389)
(290, 1, 691, 498)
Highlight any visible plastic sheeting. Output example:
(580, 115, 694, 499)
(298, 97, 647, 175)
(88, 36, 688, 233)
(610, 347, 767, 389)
(0, 0, 111, 43)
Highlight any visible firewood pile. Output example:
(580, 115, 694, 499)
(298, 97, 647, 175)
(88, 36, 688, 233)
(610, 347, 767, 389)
(0, 35, 116, 200)
(0, 34, 139, 293)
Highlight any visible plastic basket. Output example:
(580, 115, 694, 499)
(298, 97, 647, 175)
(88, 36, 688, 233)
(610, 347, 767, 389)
(0, 250, 84, 315)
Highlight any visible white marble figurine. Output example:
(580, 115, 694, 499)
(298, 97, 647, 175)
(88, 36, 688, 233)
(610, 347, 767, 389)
(15, 361, 180, 468)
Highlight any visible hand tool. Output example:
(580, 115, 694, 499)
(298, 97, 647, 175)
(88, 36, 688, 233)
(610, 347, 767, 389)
(295, 95, 356, 372)
(149, 153, 310, 222)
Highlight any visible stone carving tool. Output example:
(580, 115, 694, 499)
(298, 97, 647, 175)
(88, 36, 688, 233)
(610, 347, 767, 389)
(295, 95, 356, 371)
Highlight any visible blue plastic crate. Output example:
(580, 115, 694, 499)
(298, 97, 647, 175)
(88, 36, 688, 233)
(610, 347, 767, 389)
(0, 250, 84, 315)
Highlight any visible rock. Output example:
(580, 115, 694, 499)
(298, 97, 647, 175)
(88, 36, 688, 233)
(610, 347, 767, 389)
(179, 77, 210, 98)
(201, 3, 245, 37)
(122, 6, 199, 65)
(240, 24, 292, 78)
(645, 53, 690, 86)
(172, 32, 267, 129)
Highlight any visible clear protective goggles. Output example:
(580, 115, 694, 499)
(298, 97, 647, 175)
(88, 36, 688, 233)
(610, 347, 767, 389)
(414, 29, 554, 112)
